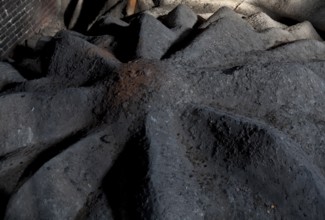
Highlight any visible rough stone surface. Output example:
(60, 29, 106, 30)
(161, 4, 198, 29)
(285, 21, 322, 41)
(47, 30, 121, 87)
(236, 0, 325, 31)
(172, 8, 323, 68)
(171, 10, 266, 67)
(115, 13, 176, 61)
(199, 6, 244, 29)
(0, 88, 104, 194)
(159, 4, 199, 42)
(0, 62, 26, 91)
(1, 4, 325, 220)
(245, 11, 287, 31)
(5, 128, 125, 220)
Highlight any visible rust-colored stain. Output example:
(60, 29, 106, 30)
(112, 60, 161, 106)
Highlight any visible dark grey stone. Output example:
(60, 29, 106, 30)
(170, 9, 265, 67)
(115, 13, 176, 61)
(48, 30, 121, 87)
(5, 128, 125, 220)
(161, 4, 198, 29)
(140, 106, 325, 219)
(2, 4, 325, 220)
(0, 62, 25, 91)
(0, 88, 104, 194)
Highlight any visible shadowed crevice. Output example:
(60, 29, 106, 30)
(0, 190, 10, 220)
(103, 127, 153, 220)
(73, 0, 109, 32)
(162, 27, 203, 59)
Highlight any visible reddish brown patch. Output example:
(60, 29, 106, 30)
(112, 60, 161, 106)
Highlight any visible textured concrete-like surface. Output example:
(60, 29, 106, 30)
(1, 5, 325, 220)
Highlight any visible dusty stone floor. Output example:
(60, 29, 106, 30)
(0, 2, 325, 220)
